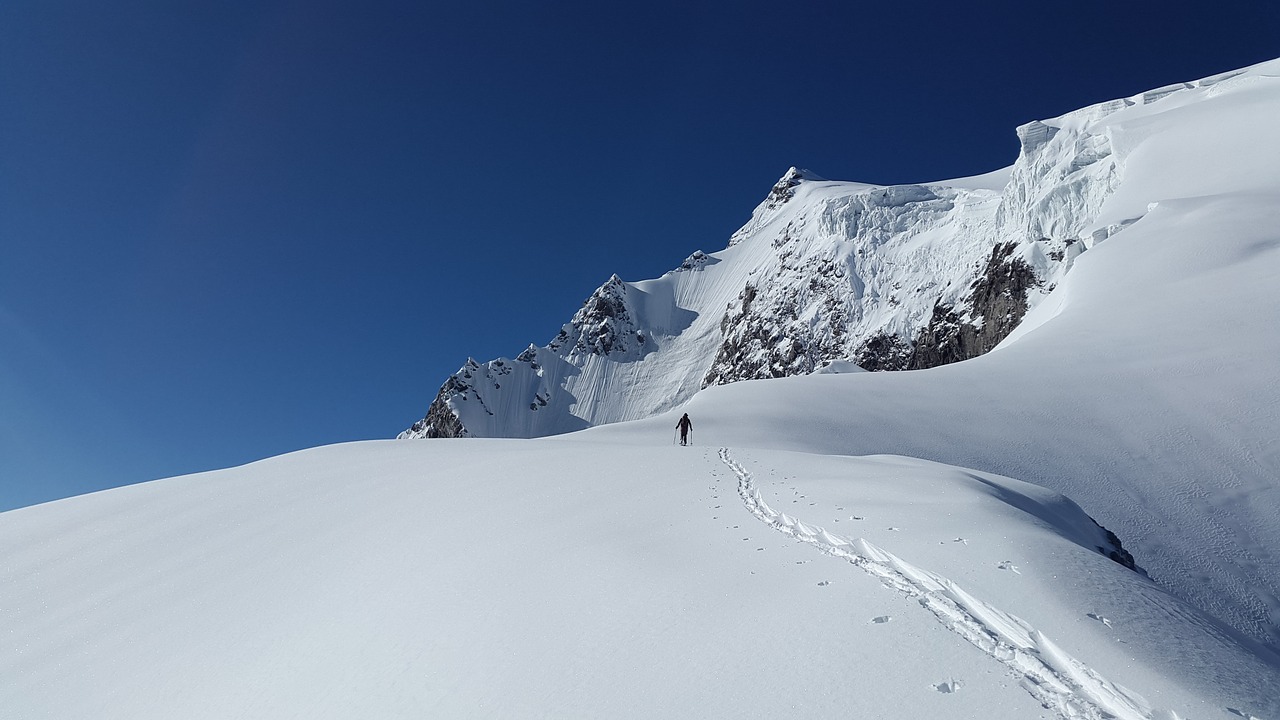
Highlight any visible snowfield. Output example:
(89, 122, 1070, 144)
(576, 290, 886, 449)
(6, 58, 1280, 719)
(3, 439, 1277, 719)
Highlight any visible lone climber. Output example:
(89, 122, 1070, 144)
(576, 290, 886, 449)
(676, 413, 693, 446)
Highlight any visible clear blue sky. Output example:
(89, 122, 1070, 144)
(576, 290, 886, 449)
(2, 0, 1277, 511)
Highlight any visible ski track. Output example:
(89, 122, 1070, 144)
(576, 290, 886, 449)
(717, 447, 1170, 720)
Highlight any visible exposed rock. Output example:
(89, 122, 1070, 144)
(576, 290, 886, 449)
(398, 375, 470, 439)
(1094, 519, 1145, 574)
(765, 167, 815, 210)
(703, 251, 855, 387)
(676, 250, 714, 272)
(854, 333, 913, 372)
(908, 242, 1039, 369)
(549, 274, 647, 359)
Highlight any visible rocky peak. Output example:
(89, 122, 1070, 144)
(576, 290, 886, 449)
(766, 167, 823, 210)
(547, 274, 647, 359)
(676, 250, 711, 272)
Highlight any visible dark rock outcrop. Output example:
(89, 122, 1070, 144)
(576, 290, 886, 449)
(907, 242, 1038, 369)
(676, 250, 714, 272)
(765, 167, 808, 209)
(702, 254, 853, 387)
(1094, 519, 1145, 574)
(401, 375, 470, 438)
(549, 274, 647, 358)
(854, 333, 913, 372)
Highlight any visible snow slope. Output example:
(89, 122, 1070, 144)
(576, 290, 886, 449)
(3, 439, 1277, 719)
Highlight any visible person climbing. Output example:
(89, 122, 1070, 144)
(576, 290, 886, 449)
(676, 413, 693, 446)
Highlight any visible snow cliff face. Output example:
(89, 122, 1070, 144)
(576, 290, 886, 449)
(402, 65, 1223, 440)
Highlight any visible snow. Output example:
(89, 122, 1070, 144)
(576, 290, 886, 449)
(585, 191, 1280, 656)
(404, 47, 1125, 437)
(407, 60, 1280, 447)
(5, 440, 1276, 718)
(6, 57, 1280, 719)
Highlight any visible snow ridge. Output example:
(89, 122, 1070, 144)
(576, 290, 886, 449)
(718, 447, 1169, 720)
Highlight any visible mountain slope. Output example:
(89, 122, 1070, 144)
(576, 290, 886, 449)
(3, 440, 1276, 719)
(401, 57, 1280, 656)
(400, 59, 1236, 440)
(580, 61, 1280, 651)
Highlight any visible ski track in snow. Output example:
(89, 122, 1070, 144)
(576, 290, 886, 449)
(717, 447, 1168, 720)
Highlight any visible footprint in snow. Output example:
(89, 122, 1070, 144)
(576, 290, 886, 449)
(871, 615, 891, 624)
(933, 679, 962, 694)
(997, 561, 1021, 574)
(1087, 613, 1112, 628)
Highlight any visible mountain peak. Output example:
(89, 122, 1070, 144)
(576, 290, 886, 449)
(780, 166, 825, 183)
(766, 167, 825, 209)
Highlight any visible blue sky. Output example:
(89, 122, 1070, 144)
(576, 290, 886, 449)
(2, 0, 1278, 511)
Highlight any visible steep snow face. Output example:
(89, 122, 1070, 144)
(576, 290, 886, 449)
(402, 59, 1275, 440)
(400, 268, 708, 438)
(404, 165, 1034, 437)
(704, 179, 1012, 381)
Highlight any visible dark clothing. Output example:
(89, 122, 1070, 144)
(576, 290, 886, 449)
(677, 414, 692, 445)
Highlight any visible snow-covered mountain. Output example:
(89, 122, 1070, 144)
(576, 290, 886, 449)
(6, 58, 1280, 720)
(401, 62, 1152, 438)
